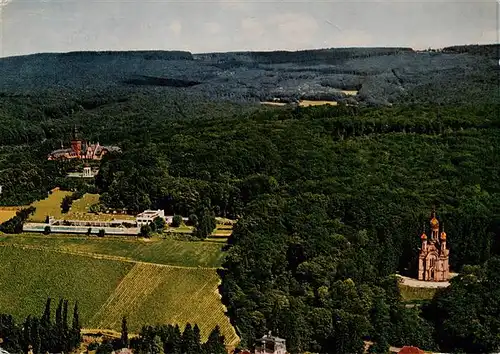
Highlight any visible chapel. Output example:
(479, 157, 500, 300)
(417, 208, 450, 282)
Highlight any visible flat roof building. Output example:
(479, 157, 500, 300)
(136, 209, 165, 226)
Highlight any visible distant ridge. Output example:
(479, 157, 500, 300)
(0, 44, 497, 106)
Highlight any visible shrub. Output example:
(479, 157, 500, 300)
(171, 215, 183, 228)
(153, 216, 166, 231)
(140, 224, 152, 238)
(98, 229, 105, 237)
(187, 214, 198, 227)
(43, 226, 51, 235)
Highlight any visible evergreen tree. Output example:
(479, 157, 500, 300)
(203, 326, 226, 354)
(151, 336, 164, 354)
(71, 302, 81, 350)
(193, 208, 216, 239)
(41, 298, 52, 328)
(192, 324, 202, 353)
(54, 298, 64, 352)
(31, 318, 42, 354)
(171, 324, 182, 354)
(121, 316, 129, 348)
(23, 315, 33, 354)
(40, 298, 52, 353)
(181, 323, 196, 354)
(62, 300, 69, 352)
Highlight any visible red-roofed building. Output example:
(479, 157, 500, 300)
(398, 346, 426, 354)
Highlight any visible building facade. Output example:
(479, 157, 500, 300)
(136, 209, 166, 226)
(254, 332, 287, 354)
(47, 126, 121, 160)
(418, 209, 450, 282)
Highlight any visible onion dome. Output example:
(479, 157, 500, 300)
(440, 231, 447, 240)
(421, 232, 427, 240)
(430, 216, 439, 229)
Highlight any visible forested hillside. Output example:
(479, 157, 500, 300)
(1, 45, 500, 353)
(0, 45, 498, 106)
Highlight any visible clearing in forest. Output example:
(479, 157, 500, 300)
(28, 189, 72, 222)
(0, 209, 18, 223)
(64, 193, 136, 221)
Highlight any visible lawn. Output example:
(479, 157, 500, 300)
(0, 234, 224, 268)
(399, 284, 438, 302)
(63, 193, 136, 222)
(28, 189, 72, 222)
(0, 241, 237, 345)
(0, 209, 18, 223)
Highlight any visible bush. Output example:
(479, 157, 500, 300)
(87, 227, 92, 236)
(88, 342, 100, 351)
(187, 214, 198, 227)
(171, 215, 183, 228)
(43, 225, 51, 235)
(140, 224, 152, 238)
(153, 216, 166, 232)
(98, 229, 105, 237)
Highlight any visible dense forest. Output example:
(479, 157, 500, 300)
(1, 46, 500, 353)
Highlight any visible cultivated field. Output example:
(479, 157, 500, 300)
(0, 234, 224, 268)
(0, 235, 237, 345)
(0, 246, 132, 325)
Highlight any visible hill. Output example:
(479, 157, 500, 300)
(0, 45, 498, 106)
(0, 234, 238, 346)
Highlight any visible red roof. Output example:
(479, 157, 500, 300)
(398, 346, 425, 354)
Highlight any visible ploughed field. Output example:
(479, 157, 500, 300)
(0, 234, 238, 346)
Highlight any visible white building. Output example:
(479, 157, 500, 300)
(255, 332, 287, 354)
(136, 209, 165, 226)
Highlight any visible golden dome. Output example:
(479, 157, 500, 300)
(421, 232, 427, 240)
(430, 217, 439, 229)
(440, 231, 447, 240)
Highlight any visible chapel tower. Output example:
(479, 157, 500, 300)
(417, 208, 450, 281)
(71, 125, 82, 158)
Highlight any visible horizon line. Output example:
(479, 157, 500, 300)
(1, 42, 498, 59)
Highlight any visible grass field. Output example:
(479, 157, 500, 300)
(0, 209, 18, 223)
(28, 189, 73, 222)
(24, 192, 135, 223)
(399, 284, 438, 302)
(0, 234, 237, 345)
(63, 193, 136, 222)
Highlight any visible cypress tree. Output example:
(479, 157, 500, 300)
(31, 318, 41, 354)
(181, 323, 195, 354)
(192, 324, 202, 353)
(62, 300, 69, 352)
(41, 298, 52, 328)
(172, 324, 182, 354)
(40, 298, 52, 353)
(55, 299, 64, 352)
(121, 316, 129, 348)
(71, 302, 81, 349)
(23, 315, 32, 354)
(203, 326, 226, 354)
